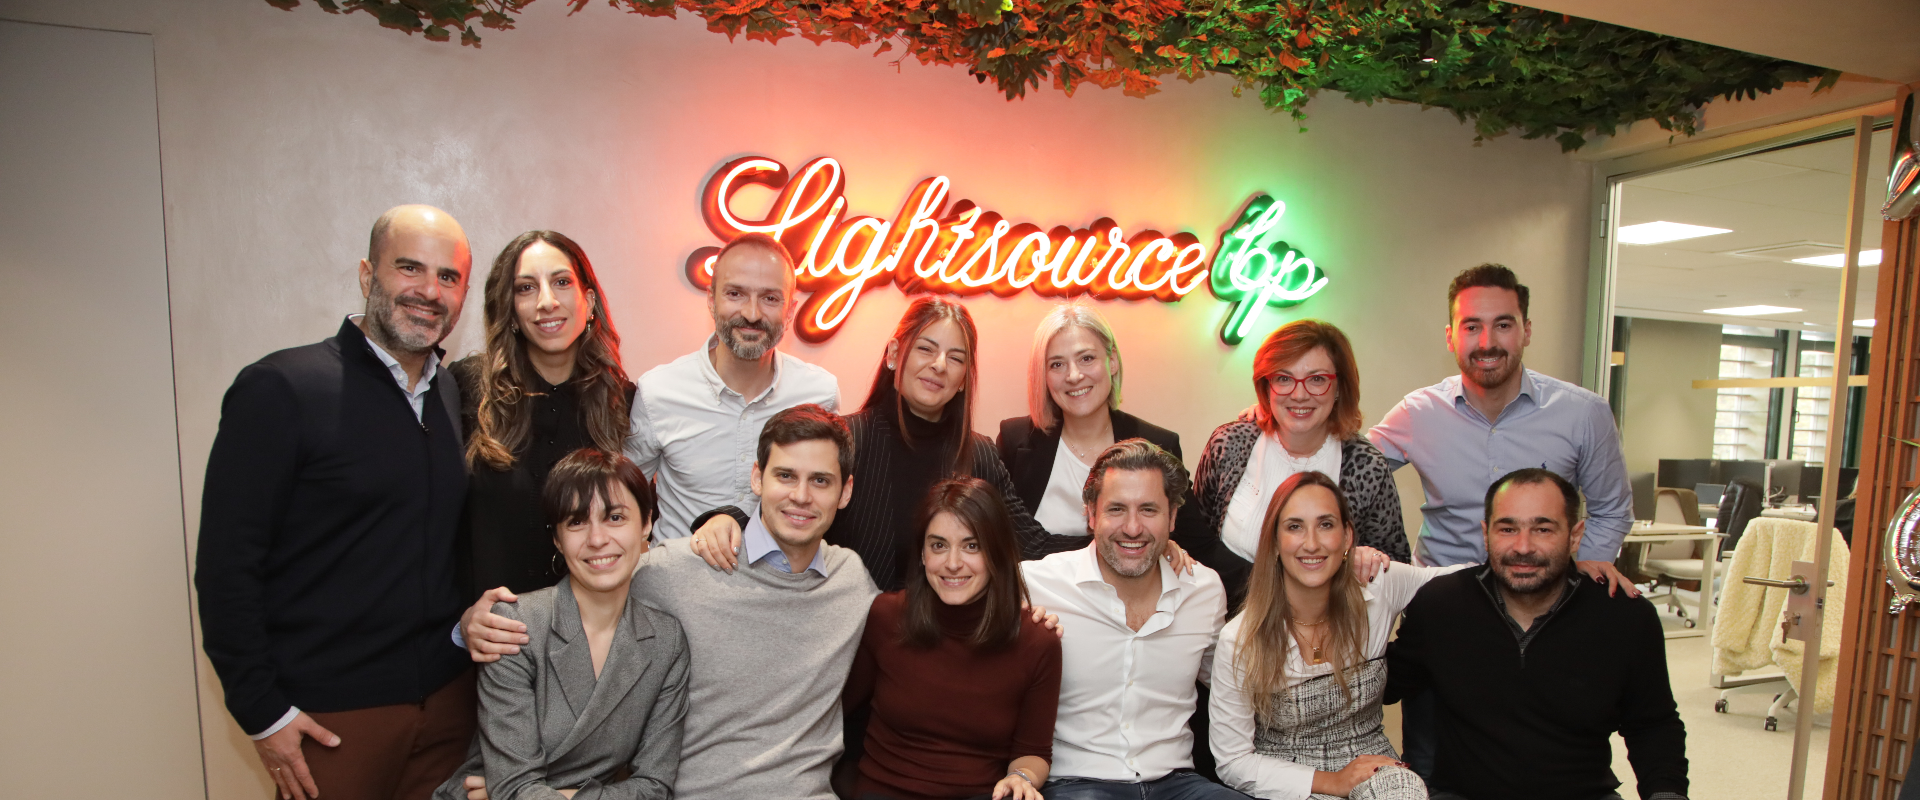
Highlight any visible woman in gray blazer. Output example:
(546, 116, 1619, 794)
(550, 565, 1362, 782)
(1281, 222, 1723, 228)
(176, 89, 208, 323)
(436, 448, 689, 800)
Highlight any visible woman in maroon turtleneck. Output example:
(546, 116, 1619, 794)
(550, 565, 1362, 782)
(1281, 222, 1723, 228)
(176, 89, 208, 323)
(844, 478, 1063, 800)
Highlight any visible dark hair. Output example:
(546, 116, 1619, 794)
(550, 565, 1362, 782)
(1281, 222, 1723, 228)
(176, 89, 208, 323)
(901, 478, 1029, 650)
(1447, 263, 1530, 321)
(1082, 438, 1191, 510)
(469, 230, 631, 471)
(862, 295, 980, 475)
(712, 233, 798, 296)
(756, 403, 855, 480)
(541, 448, 659, 530)
(1250, 320, 1364, 440)
(1484, 467, 1581, 526)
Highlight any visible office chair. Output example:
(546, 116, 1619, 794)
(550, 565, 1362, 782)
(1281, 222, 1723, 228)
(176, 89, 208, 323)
(1717, 478, 1765, 555)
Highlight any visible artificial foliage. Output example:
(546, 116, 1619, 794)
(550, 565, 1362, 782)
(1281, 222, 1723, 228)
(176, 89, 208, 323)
(265, 0, 1834, 150)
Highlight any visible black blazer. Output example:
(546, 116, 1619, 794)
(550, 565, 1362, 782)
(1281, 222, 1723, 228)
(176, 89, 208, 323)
(196, 317, 471, 735)
(995, 410, 1202, 545)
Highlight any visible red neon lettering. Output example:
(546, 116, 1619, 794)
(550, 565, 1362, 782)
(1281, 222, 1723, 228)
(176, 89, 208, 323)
(685, 156, 1212, 342)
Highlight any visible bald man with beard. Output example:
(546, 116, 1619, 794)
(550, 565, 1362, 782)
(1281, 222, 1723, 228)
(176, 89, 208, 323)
(197, 205, 479, 800)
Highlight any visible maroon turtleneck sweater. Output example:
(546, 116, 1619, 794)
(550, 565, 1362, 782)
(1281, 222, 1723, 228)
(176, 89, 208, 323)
(844, 590, 1062, 800)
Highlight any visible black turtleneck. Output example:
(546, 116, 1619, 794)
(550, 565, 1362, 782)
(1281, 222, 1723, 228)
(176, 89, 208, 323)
(825, 402, 1080, 592)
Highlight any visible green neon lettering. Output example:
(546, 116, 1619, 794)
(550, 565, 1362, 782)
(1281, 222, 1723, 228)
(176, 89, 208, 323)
(1210, 194, 1329, 345)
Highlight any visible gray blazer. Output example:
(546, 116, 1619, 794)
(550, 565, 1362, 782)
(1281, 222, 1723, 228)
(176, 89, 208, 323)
(434, 580, 689, 800)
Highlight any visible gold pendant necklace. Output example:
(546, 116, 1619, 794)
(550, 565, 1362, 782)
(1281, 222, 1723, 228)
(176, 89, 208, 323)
(1290, 617, 1328, 663)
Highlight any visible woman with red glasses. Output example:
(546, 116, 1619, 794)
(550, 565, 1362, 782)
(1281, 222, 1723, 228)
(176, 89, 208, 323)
(1188, 320, 1409, 614)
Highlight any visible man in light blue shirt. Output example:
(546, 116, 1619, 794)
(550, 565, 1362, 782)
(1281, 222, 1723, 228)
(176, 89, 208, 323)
(1368, 264, 1635, 570)
(1369, 265, 1637, 783)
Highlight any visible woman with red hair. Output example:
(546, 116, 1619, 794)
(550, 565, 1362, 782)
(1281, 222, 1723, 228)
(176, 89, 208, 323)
(1188, 319, 1408, 612)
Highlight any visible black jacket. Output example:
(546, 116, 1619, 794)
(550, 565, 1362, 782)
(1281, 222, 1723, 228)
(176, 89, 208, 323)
(196, 318, 471, 734)
(1386, 567, 1689, 800)
(996, 409, 1202, 548)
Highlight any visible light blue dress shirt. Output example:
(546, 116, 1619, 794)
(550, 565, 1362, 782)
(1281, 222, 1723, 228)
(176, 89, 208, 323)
(1367, 368, 1632, 566)
(743, 511, 830, 577)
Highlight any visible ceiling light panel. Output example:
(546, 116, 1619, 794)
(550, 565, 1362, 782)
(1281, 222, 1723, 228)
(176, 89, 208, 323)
(1789, 249, 1884, 268)
(1617, 221, 1733, 245)
(1703, 305, 1802, 316)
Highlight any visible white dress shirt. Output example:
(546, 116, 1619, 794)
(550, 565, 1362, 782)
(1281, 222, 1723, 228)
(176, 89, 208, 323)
(1021, 545, 1227, 783)
(352, 313, 440, 422)
(1210, 563, 1467, 798)
(1220, 435, 1341, 562)
(626, 337, 839, 540)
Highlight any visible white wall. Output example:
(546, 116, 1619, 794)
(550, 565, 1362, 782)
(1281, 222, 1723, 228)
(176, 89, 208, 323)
(0, 19, 204, 797)
(0, 1, 1594, 797)
(1620, 317, 1723, 477)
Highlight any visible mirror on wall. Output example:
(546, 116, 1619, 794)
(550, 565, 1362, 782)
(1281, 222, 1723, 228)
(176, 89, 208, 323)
(1604, 125, 1892, 798)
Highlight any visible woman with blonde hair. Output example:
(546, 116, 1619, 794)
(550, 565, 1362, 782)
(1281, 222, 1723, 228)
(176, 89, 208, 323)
(996, 302, 1193, 545)
(1210, 471, 1459, 800)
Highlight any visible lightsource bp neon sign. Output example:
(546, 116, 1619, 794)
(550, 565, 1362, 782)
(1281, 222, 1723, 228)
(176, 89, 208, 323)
(684, 156, 1327, 344)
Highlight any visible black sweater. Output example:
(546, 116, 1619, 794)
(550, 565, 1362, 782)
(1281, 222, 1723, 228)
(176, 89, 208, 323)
(450, 357, 635, 597)
(1386, 567, 1688, 800)
(827, 404, 1082, 591)
(195, 318, 471, 734)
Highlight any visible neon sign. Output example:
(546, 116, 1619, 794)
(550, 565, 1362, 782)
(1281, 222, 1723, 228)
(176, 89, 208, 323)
(1210, 195, 1330, 345)
(684, 155, 1328, 345)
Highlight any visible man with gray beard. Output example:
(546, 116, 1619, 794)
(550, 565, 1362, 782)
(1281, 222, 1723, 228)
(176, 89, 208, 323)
(197, 205, 477, 800)
(624, 232, 840, 541)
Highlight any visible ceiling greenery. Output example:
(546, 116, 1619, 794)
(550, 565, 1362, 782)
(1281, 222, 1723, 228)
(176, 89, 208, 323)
(265, 0, 1835, 151)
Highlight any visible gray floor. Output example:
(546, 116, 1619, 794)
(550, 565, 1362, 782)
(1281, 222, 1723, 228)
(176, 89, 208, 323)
(1609, 603, 1829, 800)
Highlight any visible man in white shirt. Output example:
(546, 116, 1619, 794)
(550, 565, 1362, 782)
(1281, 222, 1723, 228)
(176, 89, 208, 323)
(1023, 439, 1245, 800)
(626, 233, 840, 540)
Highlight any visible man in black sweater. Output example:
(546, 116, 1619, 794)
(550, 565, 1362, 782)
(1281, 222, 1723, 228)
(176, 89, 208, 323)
(196, 205, 476, 800)
(1387, 468, 1688, 800)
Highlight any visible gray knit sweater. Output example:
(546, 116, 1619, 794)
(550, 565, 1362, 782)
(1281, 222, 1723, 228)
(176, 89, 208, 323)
(630, 538, 879, 800)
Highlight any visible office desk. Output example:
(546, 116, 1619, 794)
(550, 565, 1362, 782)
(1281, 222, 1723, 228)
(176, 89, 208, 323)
(1625, 523, 1724, 643)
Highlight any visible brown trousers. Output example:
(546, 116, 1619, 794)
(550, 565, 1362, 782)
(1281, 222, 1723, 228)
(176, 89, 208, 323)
(295, 668, 478, 800)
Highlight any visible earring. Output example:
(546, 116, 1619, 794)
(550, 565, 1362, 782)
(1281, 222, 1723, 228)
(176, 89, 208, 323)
(511, 323, 520, 334)
(550, 551, 561, 574)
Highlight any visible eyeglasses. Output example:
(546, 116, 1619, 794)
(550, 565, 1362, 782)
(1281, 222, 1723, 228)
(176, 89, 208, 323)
(1269, 373, 1337, 396)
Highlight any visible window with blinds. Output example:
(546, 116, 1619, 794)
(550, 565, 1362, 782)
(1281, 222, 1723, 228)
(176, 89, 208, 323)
(1714, 343, 1774, 460)
(1790, 348, 1836, 462)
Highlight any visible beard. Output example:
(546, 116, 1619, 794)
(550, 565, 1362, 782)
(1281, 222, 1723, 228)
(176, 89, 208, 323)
(1491, 549, 1572, 596)
(1457, 346, 1519, 390)
(365, 277, 450, 355)
(715, 313, 785, 360)
(1097, 535, 1165, 578)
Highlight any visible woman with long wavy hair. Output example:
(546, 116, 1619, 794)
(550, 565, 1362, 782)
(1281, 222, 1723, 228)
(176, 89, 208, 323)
(451, 231, 635, 633)
(1210, 471, 1462, 800)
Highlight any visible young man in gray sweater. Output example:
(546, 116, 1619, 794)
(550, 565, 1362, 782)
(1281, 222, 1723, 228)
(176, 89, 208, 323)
(456, 403, 876, 800)
(633, 403, 878, 800)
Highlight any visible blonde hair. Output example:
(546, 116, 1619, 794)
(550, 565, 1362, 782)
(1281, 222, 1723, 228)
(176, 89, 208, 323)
(1026, 302, 1124, 431)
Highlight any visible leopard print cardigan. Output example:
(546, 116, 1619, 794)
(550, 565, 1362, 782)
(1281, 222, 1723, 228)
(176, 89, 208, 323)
(1191, 421, 1411, 573)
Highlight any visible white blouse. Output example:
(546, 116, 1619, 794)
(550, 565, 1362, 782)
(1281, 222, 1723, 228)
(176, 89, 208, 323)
(1208, 563, 1468, 799)
(1034, 437, 1094, 537)
(1221, 434, 1342, 561)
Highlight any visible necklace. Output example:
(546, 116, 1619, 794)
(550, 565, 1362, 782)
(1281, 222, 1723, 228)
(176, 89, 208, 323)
(1290, 617, 1328, 662)
(1063, 431, 1111, 462)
